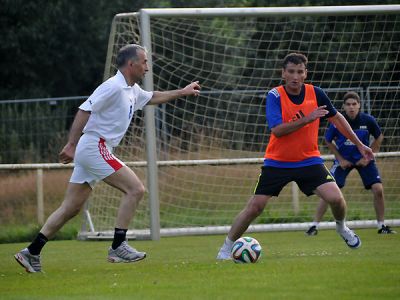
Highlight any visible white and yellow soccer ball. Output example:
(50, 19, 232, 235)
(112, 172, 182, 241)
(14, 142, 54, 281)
(231, 236, 262, 263)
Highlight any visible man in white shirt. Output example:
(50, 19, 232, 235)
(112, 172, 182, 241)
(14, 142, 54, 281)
(14, 44, 200, 273)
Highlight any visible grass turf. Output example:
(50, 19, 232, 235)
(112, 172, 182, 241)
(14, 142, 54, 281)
(0, 228, 399, 300)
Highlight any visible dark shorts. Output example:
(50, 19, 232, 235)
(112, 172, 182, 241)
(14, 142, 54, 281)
(330, 160, 382, 190)
(254, 164, 335, 197)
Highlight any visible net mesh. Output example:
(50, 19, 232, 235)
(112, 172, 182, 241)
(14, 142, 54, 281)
(84, 9, 400, 236)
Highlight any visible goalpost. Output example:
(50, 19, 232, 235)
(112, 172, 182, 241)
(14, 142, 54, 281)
(79, 5, 400, 240)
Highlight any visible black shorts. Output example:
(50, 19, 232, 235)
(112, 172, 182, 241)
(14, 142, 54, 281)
(254, 164, 335, 197)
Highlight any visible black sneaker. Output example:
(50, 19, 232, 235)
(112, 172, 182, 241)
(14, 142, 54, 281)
(305, 225, 318, 236)
(378, 225, 397, 234)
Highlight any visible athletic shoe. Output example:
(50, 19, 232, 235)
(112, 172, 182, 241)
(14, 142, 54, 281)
(216, 245, 232, 260)
(14, 248, 41, 273)
(305, 225, 318, 236)
(338, 227, 361, 249)
(107, 241, 146, 263)
(378, 225, 397, 234)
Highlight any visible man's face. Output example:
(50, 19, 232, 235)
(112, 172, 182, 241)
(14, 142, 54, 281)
(343, 98, 360, 119)
(129, 50, 149, 82)
(282, 62, 307, 93)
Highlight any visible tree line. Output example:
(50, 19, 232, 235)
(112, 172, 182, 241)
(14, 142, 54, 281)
(1, 0, 397, 100)
(0, 0, 398, 163)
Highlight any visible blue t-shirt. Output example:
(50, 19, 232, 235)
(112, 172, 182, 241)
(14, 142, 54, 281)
(325, 112, 381, 164)
(264, 84, 337, 168)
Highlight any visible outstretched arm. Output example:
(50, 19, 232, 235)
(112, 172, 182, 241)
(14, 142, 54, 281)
(149, 81, 200, 105)
(328, 112, 374, 161)
(59, 109, 91, 164)
(271, 105, 328, 137)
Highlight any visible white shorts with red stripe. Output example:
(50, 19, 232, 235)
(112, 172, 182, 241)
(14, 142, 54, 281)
(70, 133, 125, 188)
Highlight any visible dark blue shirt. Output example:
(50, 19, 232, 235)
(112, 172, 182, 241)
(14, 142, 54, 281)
(264, 84, 337, 168)
(325, 112, 382, 164)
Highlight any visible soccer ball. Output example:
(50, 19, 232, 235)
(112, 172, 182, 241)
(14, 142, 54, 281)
(231, 236, 262, 263)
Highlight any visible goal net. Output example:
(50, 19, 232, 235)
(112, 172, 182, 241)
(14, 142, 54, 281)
(80, 6, 400, 239)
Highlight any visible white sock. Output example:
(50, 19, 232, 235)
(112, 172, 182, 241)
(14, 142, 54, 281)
(224, 237, 234, 249)
(335, 220, 346, 232)
(377, 221, 384, 229)
(311, 221, 319, 228)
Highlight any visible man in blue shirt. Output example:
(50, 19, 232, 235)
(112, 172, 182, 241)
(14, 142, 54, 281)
(306, 91, 396, 235)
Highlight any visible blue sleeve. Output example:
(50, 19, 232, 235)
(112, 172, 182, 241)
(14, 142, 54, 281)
(325, 123, 337, 142)
(367, 115, 382, 139)
(314, 86, 337, 118)
(266, 88, 282, 129)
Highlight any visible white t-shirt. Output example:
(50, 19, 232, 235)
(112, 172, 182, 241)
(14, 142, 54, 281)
(79, 71, 153, 147)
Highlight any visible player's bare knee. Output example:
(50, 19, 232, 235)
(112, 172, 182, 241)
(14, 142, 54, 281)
(371, 184, 383, 196)
(246, 201, 264, 217)
(375, 188, 383, 196)
(136, 183, 146, 199)
(126, 183, 145, 200)
(327, 195, 344, 207)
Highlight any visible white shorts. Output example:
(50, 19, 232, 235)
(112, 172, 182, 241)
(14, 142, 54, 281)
(70, 134, 125, 188)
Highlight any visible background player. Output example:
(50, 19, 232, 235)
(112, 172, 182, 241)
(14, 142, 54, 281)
(305, 91, 396, 235)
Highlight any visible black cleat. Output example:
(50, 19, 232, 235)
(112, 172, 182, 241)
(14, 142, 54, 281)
(378, 225, 396, 234)
(305, 225, 318, 236)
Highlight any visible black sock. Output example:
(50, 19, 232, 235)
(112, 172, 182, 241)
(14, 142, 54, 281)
(27, 232, 48, 255)
(112, 228, 127, 250)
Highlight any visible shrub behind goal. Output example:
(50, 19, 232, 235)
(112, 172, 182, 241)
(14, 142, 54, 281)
(79, 5, 400, 240)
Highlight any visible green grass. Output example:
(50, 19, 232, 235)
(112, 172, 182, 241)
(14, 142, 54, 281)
(0, 228, 399, 300)
(0, 223, 79, 244)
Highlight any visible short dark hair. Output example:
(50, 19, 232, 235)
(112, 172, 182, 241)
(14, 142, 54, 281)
(282, 53, 308, 69)
(116, 44, 146, 68)
(343, 91, 360, 104)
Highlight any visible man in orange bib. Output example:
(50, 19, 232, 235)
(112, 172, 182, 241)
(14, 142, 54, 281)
(217, 53, 374, 260)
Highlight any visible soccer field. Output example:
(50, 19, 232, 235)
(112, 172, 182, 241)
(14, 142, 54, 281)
(0, 228, 399, 300)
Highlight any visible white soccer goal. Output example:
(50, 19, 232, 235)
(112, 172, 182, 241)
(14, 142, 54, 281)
(79, 5, 400, 240)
